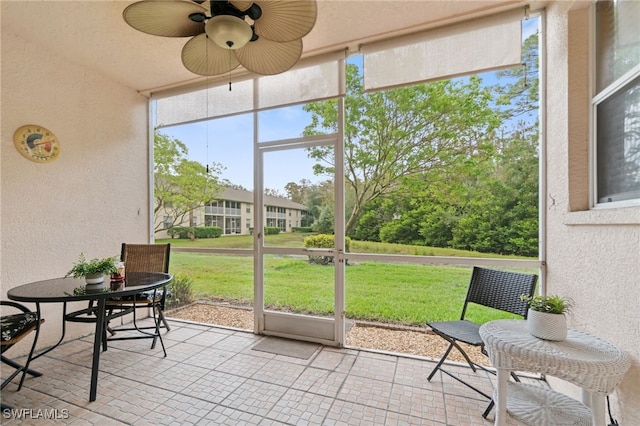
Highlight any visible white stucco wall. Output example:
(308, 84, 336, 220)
(1, 31, 151, 349)
(545, 3, 640, 423)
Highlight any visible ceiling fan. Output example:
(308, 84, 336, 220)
(123, 0, 317, 76)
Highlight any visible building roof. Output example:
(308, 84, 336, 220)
(220, 187, 307, 211)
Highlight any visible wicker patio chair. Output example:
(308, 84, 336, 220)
(105, 243, 171, 354)
(426, 266, 538, 418)
(1, 301, 44, 393)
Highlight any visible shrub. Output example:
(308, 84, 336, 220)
(249, 227, 281, 236)
(292, 227, 313, 233)
(166, 273, 195, 308)
(303, 234, 351, 265)
(167, 226, 190, 239)
(167, 226, 222, 239)
(193, 226, 222, 238)
(264, 227, 280, 235)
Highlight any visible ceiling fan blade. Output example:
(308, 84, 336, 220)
(236, 38, 302, 75)
(123, 0, 207, 37)
(229, 1, 254, 12)
(252, 0, 317, 42)
(182, 34, 241, 75)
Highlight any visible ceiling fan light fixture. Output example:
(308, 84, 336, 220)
(205, 15, 253, 50)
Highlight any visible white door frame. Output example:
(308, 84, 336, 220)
(253, 115, 345, 346)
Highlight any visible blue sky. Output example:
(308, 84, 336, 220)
(158, 17, 539, 193)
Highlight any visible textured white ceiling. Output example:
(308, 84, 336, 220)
(2, 0, 536, 94)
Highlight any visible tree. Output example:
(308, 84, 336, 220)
(154, 131, 222, 234)
(493, 33, 539, 129)
(303, 64, 503, 235)
(313, 205, 334, 234)
(264, 187, 286, 198)
(285, 178, 334, 227)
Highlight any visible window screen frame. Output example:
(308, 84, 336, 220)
(591, 1, 640, 209)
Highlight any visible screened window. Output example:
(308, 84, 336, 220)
(593, 0, 640, 205)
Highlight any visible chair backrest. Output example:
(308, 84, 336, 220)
(460, 266, 538, 320)
(121, 243, 170, 274)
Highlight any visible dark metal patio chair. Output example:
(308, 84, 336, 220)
(426, 266, 538, 417)
(1, 301, 44, 394)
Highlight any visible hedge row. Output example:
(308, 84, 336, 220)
(249, 227, 281, 235)
(167, 226, 222, 239)
(292, 227, 313, 233)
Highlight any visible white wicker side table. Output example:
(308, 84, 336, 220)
(479, 319, 630, 426)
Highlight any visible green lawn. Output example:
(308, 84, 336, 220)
(160, 234, 536, 326)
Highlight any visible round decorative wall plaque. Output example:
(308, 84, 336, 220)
(13, 124, 61, 163)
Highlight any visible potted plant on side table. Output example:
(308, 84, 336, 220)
(66, 253, 119, 288)
(520, 294, 574, 341)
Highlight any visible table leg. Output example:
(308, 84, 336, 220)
(89, 298, 106, 402)
(582, 390, 605, 426)
(494, 368, 508, 426)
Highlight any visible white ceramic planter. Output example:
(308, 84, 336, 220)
(527, 308, 567, 341)
(85, 273, 105, 285)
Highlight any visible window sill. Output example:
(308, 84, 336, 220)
(564, 206, 640, 226)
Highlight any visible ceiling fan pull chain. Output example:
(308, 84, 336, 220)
(228, 52, 232, 91)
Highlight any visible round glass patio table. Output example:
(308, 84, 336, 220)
(8, 271, 172, 402)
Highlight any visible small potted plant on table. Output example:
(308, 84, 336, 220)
(66, 253, 119, 287)
(521, 294, 574, 341)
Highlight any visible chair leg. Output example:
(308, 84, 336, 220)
(158, 308, 171, 331)
(1, 356, 42, 378)
(105, 307, 116, 336)
(149, 305, 167, 357)
(16, 312, 42, 392)
(427, 342, 455, 381)
(482, 400, 495, 418)
(1, 356, 43, 391)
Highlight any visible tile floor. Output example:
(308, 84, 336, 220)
(1, 318, 543, 425)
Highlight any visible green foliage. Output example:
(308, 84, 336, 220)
(285, 179, 333, 228)
(493, 34, 539, 119)
(520, 294, 573, 314)
(168, 226, 222, 239)
(303, 234, 351, 265)
(352, 209, 383, 242)
(298, 35, 541, 257)
(168, 227, 189, 239)
(303, 65, 503, 236)
(247, 226, 280, 236)
(166, 273, 195, 308)
(313, 205, 334, 234)
(157, 233, 528, 259)
(154, 131, 222, 234)
(379, 216, 422, 246)
(292, 227, 313, 233)
(66, 253, 118, 278)
(194, 227, 222, 238)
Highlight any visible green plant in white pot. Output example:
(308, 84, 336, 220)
(66, 253, 118, 285)
(521, 294, 574, 341)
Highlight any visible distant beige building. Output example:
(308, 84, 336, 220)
(156, 187, 308, 238)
